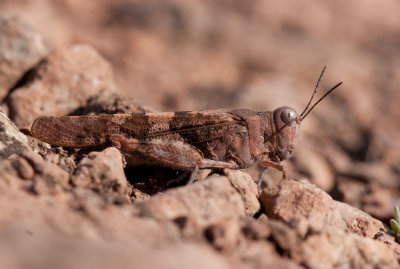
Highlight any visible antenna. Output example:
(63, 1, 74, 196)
(300, 82, 342, 121)
(299, 65, 327, 118)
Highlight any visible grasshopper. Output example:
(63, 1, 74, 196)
(31, 67, 342, 182)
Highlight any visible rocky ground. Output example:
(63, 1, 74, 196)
(1, 1, 400, 268)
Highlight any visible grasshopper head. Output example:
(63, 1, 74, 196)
(268, 67, 343, 162)
(270, 106, 300, 162)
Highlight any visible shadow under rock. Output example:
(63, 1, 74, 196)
(125, 166, 190, 195)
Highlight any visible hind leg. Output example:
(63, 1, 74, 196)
(110, 134, 239, 171)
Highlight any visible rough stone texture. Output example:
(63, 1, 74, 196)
(0, 16, 48, 100)
(19, 150, 70, 195)
(260, 179, 346, 236)
(267, 220, 398, 269)
(225, 169, 260, 216)
(72, 147, 129, 201)
(135, 174, 250, 231)
(294, 228, 398, 269)
(0, 109, 31, 191)
(202, 216, 303, 268)
(335, 201, 384, 238)
(0, 158, 23, 191)
(260, 179, 384, 238)
(0, 109, 68, 194)
(241, 214, 271, 241)
(82, 92, 156, 115)
(7, 44, 116, 129)
(0, 107, 31, 159)
(204, 218, 241, 251)
(233, 236, 303, 269)
(374, 231, 400, 260)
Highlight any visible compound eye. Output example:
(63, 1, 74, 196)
(281, 109, 297, 126)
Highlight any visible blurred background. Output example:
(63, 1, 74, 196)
(1, 0, 400, 223)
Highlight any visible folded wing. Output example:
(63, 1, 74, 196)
(31, 110, 248, 148)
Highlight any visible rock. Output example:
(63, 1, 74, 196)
(374, 231, 400, 260)
(241, 214, 271, 241)
(205, 217, 302, 268)
(333, 177, 366, 209)
(266, 220, 399, 269)
(260, 179, 384, 238)
(131, 188, 151, 201)
(361, 184, 393, 220)
(0, 16, 48, 100)
(235, 219, 303, 269)
(225, 169, 260, 216)
(333, 178, 394, 221)
(72, 147, 129, 201)
(0, 108, 33, 190)
(0, 150, 69, 196)
(268, 219, 302, 255)
(11, 155, 35, 180)
(20, 150, 70, 195)
(82, 92, 155, 115)
(134, 174, 255, 232)
(135, 242, 233, 269)
(351, 162, 398, 189)
(204, 218, 240, 251)
(7, 44, 116, 129)
(1, 110, 69, 192)
(0, 158, 23, 191)
(1, 239, 233, 269)
(237, 240, 302, 269)
(325, 145, 398, 188)
(0, 107, 31, 159)
(294, 228, 398, 269)
(260, 179, 346, 236)
(335, 201, 384, 238)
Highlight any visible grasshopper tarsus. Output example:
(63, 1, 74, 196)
(188, 165, 199, 184)
(258, 168, 268, 191)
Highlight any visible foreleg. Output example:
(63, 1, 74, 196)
(261, 156, 287, 180)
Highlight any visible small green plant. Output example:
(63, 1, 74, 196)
(390, 206, 400, 241)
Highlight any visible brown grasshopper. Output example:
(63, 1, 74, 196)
(31, 67, 342, 182)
